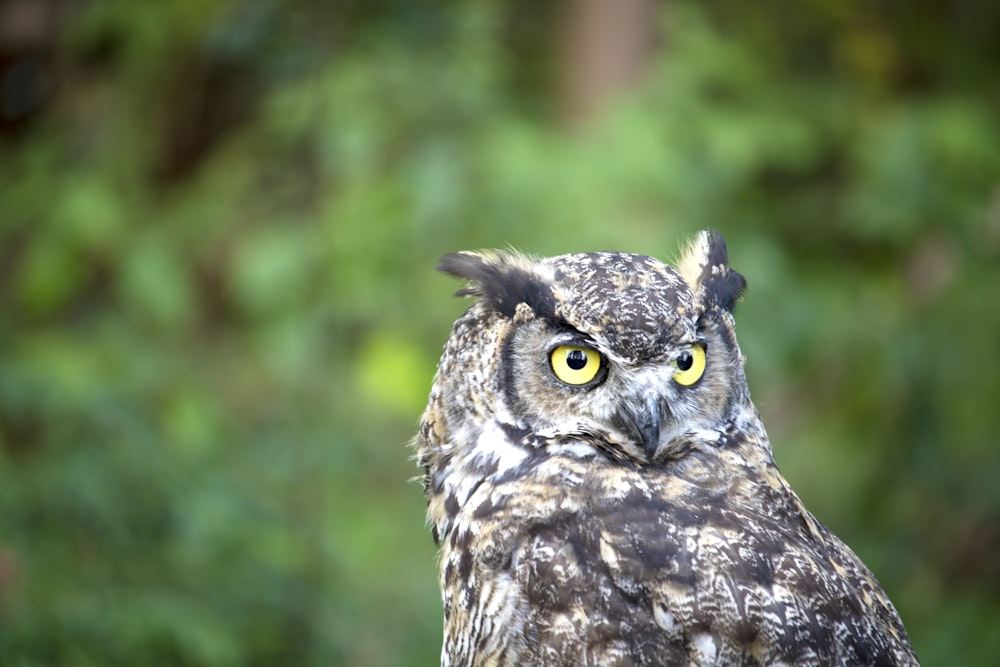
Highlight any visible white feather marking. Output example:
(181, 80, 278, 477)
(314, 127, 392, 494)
(473, 421, 529, 472)
(691, 633, 718, 666)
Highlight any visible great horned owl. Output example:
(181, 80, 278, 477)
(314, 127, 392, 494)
(414, 231, 918, 666)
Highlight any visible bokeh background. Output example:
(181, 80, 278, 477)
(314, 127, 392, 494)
(1, 0, 999, 665)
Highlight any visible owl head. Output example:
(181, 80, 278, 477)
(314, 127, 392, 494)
(420, 230, 752, 478)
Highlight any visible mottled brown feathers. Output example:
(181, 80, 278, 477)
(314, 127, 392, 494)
(416, 231, 918, 666)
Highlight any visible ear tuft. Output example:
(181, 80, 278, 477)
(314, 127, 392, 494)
(676, 230, 747, 312)
(437, 251, 556, 320)
(437, 251, 490, 298)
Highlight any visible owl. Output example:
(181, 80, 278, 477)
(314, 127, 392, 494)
(414, 231, 918, 666)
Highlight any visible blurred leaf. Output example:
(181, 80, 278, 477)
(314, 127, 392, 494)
(228, 226, 314, 317)
(15, 236, 87, 317)
(356, 330, 435, 418)
(52, 176, 127, 253)
(118, 234, 195, 330)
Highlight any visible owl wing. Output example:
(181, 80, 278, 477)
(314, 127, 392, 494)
(578, 466, 917, 666)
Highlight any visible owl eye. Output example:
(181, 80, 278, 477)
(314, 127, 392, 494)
(672, 345, 706, 386)
(550, 345, 603, 386)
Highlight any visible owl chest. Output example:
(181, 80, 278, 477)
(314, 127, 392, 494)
(439, 471, 715, 665)
(439, 460, 837, 666)
(442, 470, 913, 667)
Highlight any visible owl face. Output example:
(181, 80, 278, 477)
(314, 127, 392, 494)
(501, 312, 714, 462)
(432, 231, 749, 466)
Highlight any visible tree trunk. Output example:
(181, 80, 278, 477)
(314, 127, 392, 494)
(558, 0, 659, 129)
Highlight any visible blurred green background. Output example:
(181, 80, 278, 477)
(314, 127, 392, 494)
(1, 1, 998, 665)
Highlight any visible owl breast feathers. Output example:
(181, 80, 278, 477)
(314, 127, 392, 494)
(414, 231, 918, 666)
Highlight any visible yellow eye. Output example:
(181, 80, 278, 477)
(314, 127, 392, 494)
(550, 345, 603, 386)
(672, 345, 706, 386)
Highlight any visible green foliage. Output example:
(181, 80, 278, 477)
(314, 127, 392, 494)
(1, 1, 998, 665)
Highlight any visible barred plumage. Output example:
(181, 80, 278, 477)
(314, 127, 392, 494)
(415, 231, 918, 666)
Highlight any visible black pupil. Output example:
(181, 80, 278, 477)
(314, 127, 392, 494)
(566, 349, 588, 371)
(677, 351, 693, 371)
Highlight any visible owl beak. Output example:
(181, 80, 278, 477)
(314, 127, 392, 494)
(637, 395, 662, 460)
(613, 393, 662, 460)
